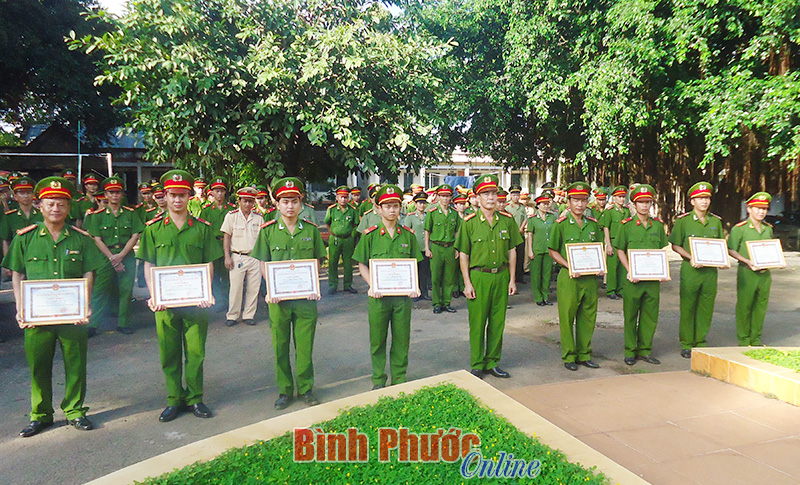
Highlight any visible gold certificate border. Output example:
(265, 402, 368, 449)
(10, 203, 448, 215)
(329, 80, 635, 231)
(21, 278, 89, 326)
(565, 242, 607, 277)
(746, 239, 786, 270)
(369, 258, 420, 297)
(628, 249, 670, 281)
(149, 263, 213, 308)
(264, 259, 320, 301)
(688, 237, 730, 268)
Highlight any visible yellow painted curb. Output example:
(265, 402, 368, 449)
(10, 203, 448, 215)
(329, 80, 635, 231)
(87, 370, 648, 485)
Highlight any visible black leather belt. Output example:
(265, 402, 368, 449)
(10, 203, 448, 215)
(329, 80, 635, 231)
(470, 264, 508, 274)
(431, 240, 454, 247)
(231, 251, 251, 255)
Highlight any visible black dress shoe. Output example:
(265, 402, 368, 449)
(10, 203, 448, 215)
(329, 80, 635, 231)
(69, 416, 94, 431)
(299, 391, 320, 406)
(544, 300, 553, 306)
(274, 394, 293, 410)
(639, 355, 661, 365)
(616, 293, 623, 299)
(486, 367, 511, 378)
(116, 326, 134, 335)
(159, 406, 181, 422)
(243, 319, 256, 326)
(345, 287, 358, 294)
(452, 291, 461, 299)
(536, 301, 545, 306)
(470, 369, 485, 379)
(421, 294, 432, 301)
(607, 294, 619, 300)
(680, 349, 692, 359)
(443, 305, 457, 313)
(225, 320, 238, 327)
(433, 306, 442, 314)
(190, 402, 213, 418)
(19, 420, 53, 437)
(87, 328, 98, 339)
(577, 360, 600, 369)
(624, 357, 637, 366)
(564, 362, 578, 371)
(372, 384, 385, 390)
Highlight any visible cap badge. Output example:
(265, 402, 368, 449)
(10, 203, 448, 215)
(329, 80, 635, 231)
(286, 181, 295, 188)
(387, 187, 395, 194)
(51, 181, 62, 189)
(484, 176, 491, 183)
(172, 174, 182, 182)
(699, 184, 706, 190)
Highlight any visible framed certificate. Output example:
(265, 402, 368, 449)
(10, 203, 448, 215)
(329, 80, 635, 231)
(689, 237, 730, 268)
(628, 249, 670, 280)
(746, 239, 786, 270)
(21, 279, 89, 326)
(150, 263, 213, 308)
(565, 242, 607, 277)
(264, 259, 320, 301)
(369, 258, 419, 296)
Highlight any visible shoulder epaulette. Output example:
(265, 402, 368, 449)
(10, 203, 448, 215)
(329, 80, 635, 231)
(764, 221, 773, 228)
(363, 225, 379, 234)
(266, 207, 276, 213)
(146, 215, 164, 226)
(402, 225, 415, 234)
(675, 212, 691, 219)
(228, 202, 236, 208)
(653, 217, 664, 223)
(195, 217, 212, 226)
(302, 218, 318, 227)
(585, 215, 598, 222)
(202, 202, 213, 209)
(16, 224, 37, 236)
(88, 207, 104, 215)
(123, 205, 135, 211)
(306, 203, 314, 208)
(4, 209, 15, 215)
(464, 213, 477, 221)
(621, 217, 633, 225)
(710, 212, 722, 219)
(427, 206, 438, 212)
(556, 215, 567, 223)
(146, 206, 158, 213)
(328, 203, 336, 209)
(499, 210, 513, 217)
(364, 209, 373, 215)
(71, 226, 91, 237)
(260, 219, 277, 229)
(229, 209, 240, 214)
(734, 220, 747, 227)
(134, 202, 144, 209)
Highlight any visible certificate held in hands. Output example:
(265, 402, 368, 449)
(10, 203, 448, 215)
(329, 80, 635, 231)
(21, 278, 89, 326)
(150, 263, 213, 308)
(369, 259, 419, 296)
(746, 239, 786, 270)
(689, 237, 730, 268)
(628, 249, 670, 281)
(565, 243, 606, 277)
(264, 259, 320, 301)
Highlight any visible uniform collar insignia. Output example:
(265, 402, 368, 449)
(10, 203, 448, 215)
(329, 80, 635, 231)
(164, 216, 170, 225)
(39, 228, 47, 236)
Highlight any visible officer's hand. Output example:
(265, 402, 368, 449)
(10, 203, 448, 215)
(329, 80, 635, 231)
(425, 249, 432, 258)
(464, 284, 476, 300)
(368, 287, 382, 298)
(16, 309, 30, 328)
(76, 309, 91, 325)
(224, 256, 234, 271)
(307, 293, 320, 301)
(198, 299, 213, 309)
(113, 261, 126, 273)
(267, 296, 281, 304)
(109, 254, 122, 266)
(691, 262, 702, 269)
(409, 290, 421, 299)
(508, 281, 517, 296)
(528, 251, 534, 260)
(454, 250, 460, 259)
(627, 273, 639, 283)
(606, 247, 613, 256)
(147, 298, 166, 312)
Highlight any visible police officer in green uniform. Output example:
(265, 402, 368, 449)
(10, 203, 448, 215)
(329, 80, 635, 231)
(60, 170, 83, 225)
(354, 184, 422, 389)
(137, 170, 222, 422)
(2, 176, 104, 436)
(728, 192, 780, 346)
(526, 192, 556, 306)
(200, 177, 236, 310)
(77, 173, 101, 220)
(356, 186, 383, 233)
(187, 177, 207, 217)
(0, 176, 42, 256)
(134, 182, 157, 221)
(403, 191, 431, 301)
(298, 183, 319, 225)
(456, 174, 523, 379)
(615, 184, 668, 365)
(669, 181, 725, 358)
(84, 175, 145, 335)
(599, 185, 629, 299)
(325, 186, 359, 294)
(549, 181, 604, 371)
(506, 184, 528, 284)
(587, 188, 607, 219)
(358, 183, 377, 217)
(251, 177, 326, 410)
(424, 184, 460, 313)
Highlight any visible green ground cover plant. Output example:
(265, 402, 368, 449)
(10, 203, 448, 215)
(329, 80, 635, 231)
(745, 348, 800, 373)
(140, 383, 606, 484)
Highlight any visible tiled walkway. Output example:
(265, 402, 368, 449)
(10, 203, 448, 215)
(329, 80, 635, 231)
(506, 371, 800, 485)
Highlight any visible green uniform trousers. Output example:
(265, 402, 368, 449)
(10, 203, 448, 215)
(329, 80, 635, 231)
(368, 296, 411, 387)
(530, 253, 553, 303)
(556, 269, 598, 362)
(735, 265, 771, 346)
(25, 325, 89, 422)
(212, 258, 230, 309)
(679, 262, 717, 349)
(622, 279, 661, 358)
(268, 300, 318, 396)
(154, 307, 208, 406)
(328, 235, 355, 290)
(89, 259, 116, 329)
(103, 253, 136, 328)
(467, 269, 510, 370)
(606, 251, 625, 296)
(430, 243, 456, 307)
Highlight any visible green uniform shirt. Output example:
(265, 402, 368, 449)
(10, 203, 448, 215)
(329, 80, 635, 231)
(353, 222, 423, 264)
(136, 214, 223, 266)
(615, 216, 668, 252)
(728, 218, 774, 261)
(76, 196, 97, 219)
(358, 200, 374, 218)
(84, 206, 145, 251)
(199, 201, 237, 236)
(455, 210, 523, 269)
(668, 210, 724, 253)
(598, 205, 629, 241)
(324, 204, 358, 237)
(251, 216, 326, 262)
(0, 208, 42, 241)
(187, 196, 206, 218)
(356, 210, 381, 233)
(505, 202, 527, 229)
(299, 203, 319, 225)
(548, 212, 603, 259)
(2, 223, 104, 279)
(144, 207, 163, 222)
(403, 212, 426, 249)
(526, 212, 557, 254)
(423, 205, 461, 243)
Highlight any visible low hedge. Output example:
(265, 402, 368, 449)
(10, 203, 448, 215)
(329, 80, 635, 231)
(745, 348, 800, 372)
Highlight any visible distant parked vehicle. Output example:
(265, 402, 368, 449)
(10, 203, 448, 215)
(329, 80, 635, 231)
(765, 212, 800, 250)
